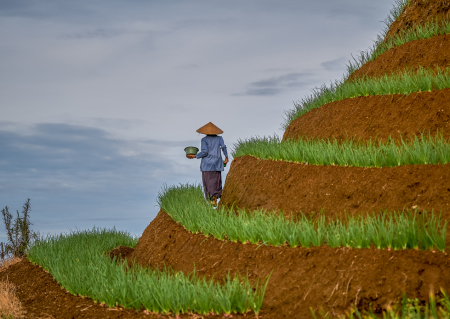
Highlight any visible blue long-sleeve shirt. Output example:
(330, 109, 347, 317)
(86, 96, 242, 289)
(196, 135, 228, 171)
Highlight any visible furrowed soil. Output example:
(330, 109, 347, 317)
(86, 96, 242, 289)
(220, 156, 450, 221)
(0, 258, 260, 319)
(282, 89, 450, 142)
(386, 0, 450, 38)
(130, 211, 450, 318)
(348, 34, 450, 81)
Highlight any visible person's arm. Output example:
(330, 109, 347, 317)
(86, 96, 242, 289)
(220, 137, 229, 163)
(196, 139, 208, 159)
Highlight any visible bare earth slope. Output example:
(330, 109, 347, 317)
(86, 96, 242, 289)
(0, 258, 261, 319)
(348, 34, 450, 81)
(5, 2, 450, 319)
(131, 211, 450, 318)
(386, 0, 450, 38)
(283, 90, 450, 142)
(0, 259, 155, 319)
(220, 156, 450, 219)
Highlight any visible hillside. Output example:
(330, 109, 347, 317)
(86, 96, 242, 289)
(128, 0, 450, 317)
(3, 0, 450, 318)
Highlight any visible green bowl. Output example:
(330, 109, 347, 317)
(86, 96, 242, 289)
(184, 146, 199, 156)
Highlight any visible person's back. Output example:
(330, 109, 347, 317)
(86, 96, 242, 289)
(186, 122, 228, 206)
(198, 135, 226, 172)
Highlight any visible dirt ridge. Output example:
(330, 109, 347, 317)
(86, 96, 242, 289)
(130, 211, 450, 318)
(386, 0, 450, 39)
(0, 258, 260, 318)
(283, 89, 450, 142)
(220, 156, 450, 220)
(348, 34, 450, 81)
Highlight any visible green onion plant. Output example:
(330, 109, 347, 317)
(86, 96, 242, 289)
(282, 67, 450, 130)
(27, 228, 269, 315)
(232, 132, 450, 168)
(282, 0, 450, 131)
(158, 184, 446, 251)
(346, 18, 450, 79)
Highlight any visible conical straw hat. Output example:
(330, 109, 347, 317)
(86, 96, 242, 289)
(196, 122, 223, 134)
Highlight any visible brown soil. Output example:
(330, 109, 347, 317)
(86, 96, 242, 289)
(0, 258, 261, 319)
(130, 211, 450, 318)
(4, 3, 450, 319)
(386, 0, 450, 38)
(109, 245, 135, 261)
(220, 156, 450, 220)
(282, 89, 450, 142)
(348, 34, 450, 81)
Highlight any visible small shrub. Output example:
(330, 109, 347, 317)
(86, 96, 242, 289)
(1, 199, 37, 259)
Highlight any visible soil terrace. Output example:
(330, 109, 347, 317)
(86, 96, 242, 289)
(3, 2, 450, 319)
(219, 156, 450, 221)
(348, 34, 450, 81)
(130, 211, 450, 318)
(0, 257, 259, 319)
(386, 0, 450, 38)
(282, 89, 450, 142)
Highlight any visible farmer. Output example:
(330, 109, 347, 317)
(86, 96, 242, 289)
(187, 122, 229, 206)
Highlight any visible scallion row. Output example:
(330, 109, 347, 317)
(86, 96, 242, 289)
(158, 184, 446, 251)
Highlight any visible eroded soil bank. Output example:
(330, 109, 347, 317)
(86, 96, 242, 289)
(0, 258, 259, 319)
(220, 156, 450, 220)
(348, 34, 450, 81)
(131, 212, 450, 318)
(386, 0, 450, 39)
(282, 90, 450, 142)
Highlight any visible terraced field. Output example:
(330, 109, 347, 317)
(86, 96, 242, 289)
(3, 0, 450, 318)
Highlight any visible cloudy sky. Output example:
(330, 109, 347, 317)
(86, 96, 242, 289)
(0, 0, 394, 241)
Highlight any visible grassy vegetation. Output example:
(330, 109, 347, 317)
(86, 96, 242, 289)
(158, 184, 446, 251)
(282, 67, 450, 129)
(313, 293, 450, 319)
(345, 0, 408, 76)
(282, 0, 450, 129)
(232, 133, 450, 168)
(27, 228, 269, 315)
(346, 18, 450, 78)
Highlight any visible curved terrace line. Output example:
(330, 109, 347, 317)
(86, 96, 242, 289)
(349, 25, 450, 81)
(27, 228, 268, 316)
(283, 4, 450, 130)
(158, 184, 446, 251)
(280, 0, 411, 131)
(344, 0, 410, 77)
(282, 67, 450, 129)
(232, 133, 450, 168)
(346, 19, 450, 80)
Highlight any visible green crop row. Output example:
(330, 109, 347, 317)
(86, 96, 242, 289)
(27, 228, 269, 315)
(345, 0, 409, 76)
(282, 67, 450, 129)
(232, 133, 450, 168)
(158, 184, 446, 251)
(282, 0, 450, 131)
(347, 19, 450, 77)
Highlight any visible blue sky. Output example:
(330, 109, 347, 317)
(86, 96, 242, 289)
(0, 0, 394, 241)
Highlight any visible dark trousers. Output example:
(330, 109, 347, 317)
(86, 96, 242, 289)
(202, 171, 222, 199)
